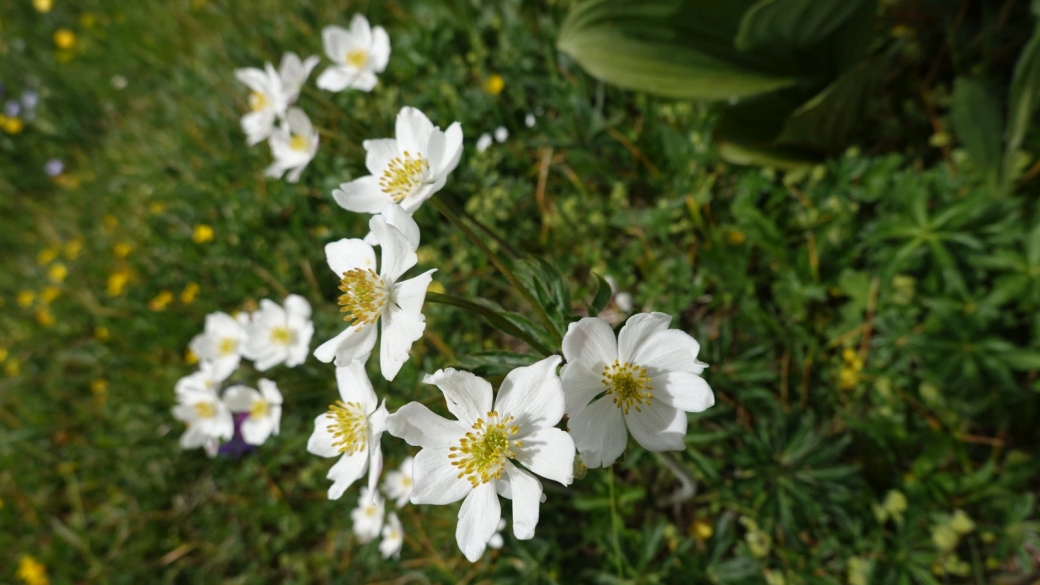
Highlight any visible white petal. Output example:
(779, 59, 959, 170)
(568, 397, 628, 468)
(494, 355, 564, 437)
(363, 138, 400, 176)
(332, 175, 390, 214)
(258, 378, 283, 404)
(307, 412, 340, 458)
(654, 371, 714, 413)
(625, 401, 686, 452)
(513, 427, 575, 486)
(617, 312, 671, 363)
(366, 435, 384, 497)
(349, 13, 373, 47)
(379, 201, 421, 249)
(241, 417, 274, 445)
(325, 238, 377, 277)
(370, 216, 417, 282)
(370, 26, 391, 71)
(562, 317, 618, 371)
(327, 451, 370, 500)
(456, 482, 501, 562)
(179, 426, 209, 449)
(630, 328, 706, 376)
(423, 368, 493, 425)
(322, 26, 351, 63)
(428, 122, 463, 179)
(409, 447, 471, 505)
(241, 110, 276, 146)
(559, 363, 606, 419)
(379, 303, 427, 382)
(283, 294, 312, 320)
(503, 463, 543, 540)
(336, 362, 378, 410)
(316, 67, 352, 92)
(350, 71, 379, 92)
(391, 269, 435, 315)
(286, 107, 313, 136)
(234, 67, 269, 93)
(395, 106, 434, 157)
(222, 385, 259, 412)
(385, 402, 467, 448)
(312, 322, 377, 366)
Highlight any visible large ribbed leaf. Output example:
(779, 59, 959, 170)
(735, 0, 871, 52)
(951, 77, 1004, 191)
(557, 0, 798, 100)
(1005, 14, 1040, 185)
(712, 90, 820, 169)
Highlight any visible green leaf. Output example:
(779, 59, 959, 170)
(512, 256, 573, 341)
(735, 0, 870, 53)
(1002, 348, 1040, 371)
(1005, 16, 1040, 185)
(950, 77, 1004, 190)
(589, 273, 614, 315)
(454, 351, 542, 377)
(558, 0, 798, 100)
(712, 89, 820, 168)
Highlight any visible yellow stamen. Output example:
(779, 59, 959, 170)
(327, 400, 368, 454)
(249, 91, 269, 112)
(345, 48, 369, 68)
(249, 399, 270, 419)
(337, 268, 388, 329)
(195, 402, 216, 418)
(602, 360, 654, 414)
(378, 151, 429, 203)
(448, 411, 522, 488)
(218, 338, 238, 356)
(289, 134, 309, 152)
(270, 326, 294, 345)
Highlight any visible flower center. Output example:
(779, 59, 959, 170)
(326, 400, 368, 454)
(401, 476, 412, 488)
(338, 268, 388, 329)
(378, 151, 430, 203)
(345, 48, 369, 68)
(218, 337, 238, 356)
(364, 505, 377, 517)
(195, 402, 216, 418)
(289, 134, 310, 152)
(270, 326, 294, 346)
(249, 399, 270, 419)
(449, 411, 522, 488)
(602, 360, 654, 414)
(248, 91, 268, 112)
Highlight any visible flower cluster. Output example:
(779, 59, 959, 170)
(172, 295, 313, 456)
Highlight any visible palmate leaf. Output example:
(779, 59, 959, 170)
(557, 0, 798, 100)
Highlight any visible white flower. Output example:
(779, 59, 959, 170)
(476, 132, 492, 153)
(351, 486, 385, 543)
(266, 107, 319, 183)
(381, 456, 414, 508)
(385, 356, 576, 562)
(306, 363, 389, 499)
(317, 15, 390, 93)
(379, 512, 404, 559)
(524, 113, 536, 128)
(243, 294, 314, 370)
(312, 214, 435, 381)
(172, 388, 234, 450)
(332, 106, 462, 216)
(174, 359, 235, 398)
(494, 126, 509, 143)
(488, 518, 507, 549)
(189, 311, 249, 374)
(234, 53, 318, 146)
(561, 312, 715, 468)
(223, 379, 283, 446)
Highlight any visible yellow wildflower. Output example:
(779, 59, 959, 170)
(4, 358, 20, 376)
(949, 509, 975, 534)
(932, 523, 959, 551)
(16, 290, 35, 308)
(838, 367, 859, 389)
(691, 518, 713, 540)
(484, 74, 505, 96)
(107, 270, 130, 296)
(36, 248, 57, 266)
(63, 239, 83, 260)
(148, 290, 173, 311)
(726, 230, 747, 245)
(47, 263, 68, 282)
(841, 347, 857, 363)
(16, 555, 48, 585)
(113, 242, 132, 258)
(192, 224, 214, 243)
(185, 349, 199, 365)
(95, 326, 110, 341)
(179, 282, 199, 304)
(53, 28, 76, 50)
(35, 309, 55, 327)
(2, 117, 24, 135)
(40, 286, 60, 304)
(33, 0, 54, 13)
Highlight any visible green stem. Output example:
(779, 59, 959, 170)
(426, 292, 554, 356)
(439, 196, 521, 258)
(430, 196, 562, 347)
(608, 466, 625, 581)
(652, 451, 698, 506)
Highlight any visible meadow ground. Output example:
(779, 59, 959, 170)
(2, 0, 1040, 583)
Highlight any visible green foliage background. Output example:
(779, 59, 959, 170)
(1, 0, 1040, 583)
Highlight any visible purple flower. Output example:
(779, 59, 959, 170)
(21, 91, 38, 110)
(3, 100, 20, 118)
(217, 412, 257, 460)
(45, 159, 64, 177)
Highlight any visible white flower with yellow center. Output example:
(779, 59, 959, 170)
(189, 311, 249, 374)
(561, 312, 715, 468)
(332, 106, 462, 216)
(266, 107, 319, 183)
(172, 388, 233, 450)
(312, 214, 435, 381)
(234, 52, 319, 146)
(385, 356, 576, 562)
(174, 359, 235, 398)
(223, 379, 283, 446)
(351, 486, 385, 543)
(379, 512, 404, 559)
(381, 455, 414, 508)
(307, 363, 389, 500)
(243, 294, 314, 371)
(317, 14, 390, 93)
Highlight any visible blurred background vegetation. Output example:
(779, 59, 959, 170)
(2, 0, 1040, 583)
